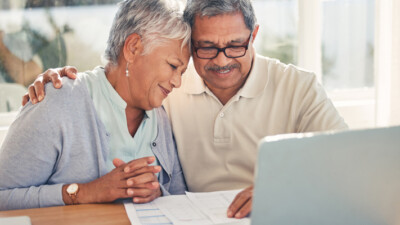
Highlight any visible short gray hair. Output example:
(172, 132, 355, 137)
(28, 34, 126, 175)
(105, 0, 191, 64)
(183, 0, 257, 31)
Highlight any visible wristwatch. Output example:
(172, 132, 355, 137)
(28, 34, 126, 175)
(66, 183, 79, 205)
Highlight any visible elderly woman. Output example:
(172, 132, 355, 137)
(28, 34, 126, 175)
(0, 0, 190, 210)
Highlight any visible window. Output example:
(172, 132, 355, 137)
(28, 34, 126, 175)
(253, 0, 298, 65)
(321, 0, 374, 90)
(254, 0, 400, 129)
(1, 0, 399, 127)
(0, 0, 119, 112)
(320, 0, 376, 129)
(254, 0, 374, 91)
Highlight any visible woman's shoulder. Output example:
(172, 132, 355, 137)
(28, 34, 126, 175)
(46, 67, 107, 101)
(77, 66, 105, 84)
(18, 76, 92, 117)
(43, 76, 89, 103)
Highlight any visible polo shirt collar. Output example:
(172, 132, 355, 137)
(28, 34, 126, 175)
(183, 54, 269, 98)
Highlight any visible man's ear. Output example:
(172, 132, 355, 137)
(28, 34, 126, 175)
(251, 24, 260, 42)
(123, 33, 143, 63)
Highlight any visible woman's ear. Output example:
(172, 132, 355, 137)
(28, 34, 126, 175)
(123, 33, 143, 63)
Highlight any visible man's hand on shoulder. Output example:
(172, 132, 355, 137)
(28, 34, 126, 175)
(22, 66, 78, 106)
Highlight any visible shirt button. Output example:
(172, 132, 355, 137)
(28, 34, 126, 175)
(219, 112, 224, 118)
(152, 142, 157, 147)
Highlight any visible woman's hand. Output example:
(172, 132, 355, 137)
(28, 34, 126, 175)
(119, 156, 163, 203)
(22, 66, 77, 105)
(63, 156, 161, 204)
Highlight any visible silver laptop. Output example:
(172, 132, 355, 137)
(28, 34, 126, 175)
(251, 126, 400, 225)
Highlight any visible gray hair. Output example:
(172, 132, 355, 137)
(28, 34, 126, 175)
(183, 0, 257, 31)
(105, 0, 191, 64)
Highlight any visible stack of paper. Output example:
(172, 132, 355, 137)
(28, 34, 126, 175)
(124, 189, 250, 225)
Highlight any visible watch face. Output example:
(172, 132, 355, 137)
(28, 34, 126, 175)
(67, 183, 79, 194)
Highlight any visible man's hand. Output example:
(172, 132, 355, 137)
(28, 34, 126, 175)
(22, 66, 78, 106)
(227, 185, 254, 218)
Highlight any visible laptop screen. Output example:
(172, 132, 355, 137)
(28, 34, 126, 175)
(251, 126, 400, 225)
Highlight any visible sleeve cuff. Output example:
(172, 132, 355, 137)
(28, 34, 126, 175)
(39, 183, 65, 208)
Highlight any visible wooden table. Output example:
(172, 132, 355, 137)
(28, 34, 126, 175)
(0, 203, 131, 225)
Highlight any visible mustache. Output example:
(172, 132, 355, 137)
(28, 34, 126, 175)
(205, 63, 240, 71)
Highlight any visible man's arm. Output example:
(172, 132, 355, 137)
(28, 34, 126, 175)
(295, 73, 348, 132)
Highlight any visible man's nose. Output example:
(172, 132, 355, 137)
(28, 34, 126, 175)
(212, 50, 232, 67)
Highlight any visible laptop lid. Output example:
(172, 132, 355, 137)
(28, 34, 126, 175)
(251, 126, 400, 225)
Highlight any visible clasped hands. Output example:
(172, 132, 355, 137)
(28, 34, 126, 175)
(72, 156, 162, 204)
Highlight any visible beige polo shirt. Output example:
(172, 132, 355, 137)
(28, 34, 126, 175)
(163, 54, 348, 192)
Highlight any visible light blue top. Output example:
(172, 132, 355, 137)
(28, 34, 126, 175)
(81, 67, 158, 171)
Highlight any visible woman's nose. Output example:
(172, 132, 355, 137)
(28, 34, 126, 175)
(170, 71, 182, 88)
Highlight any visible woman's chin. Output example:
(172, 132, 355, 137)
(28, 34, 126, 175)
(147, 100, 163, 110)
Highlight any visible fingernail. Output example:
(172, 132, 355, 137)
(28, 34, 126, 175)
(127, 189, 134, 195)
(134, 198, 139, 203)
(235, 213, 241, 218)
(124, 167, 130, 173)
(32, 99, 37, 104)
(127, 180, 133, 186)
(56, 82, 61, 88)
(38, 95, 43, 101)
(227, 210, 232, 217)
(152, 182, 158, 187)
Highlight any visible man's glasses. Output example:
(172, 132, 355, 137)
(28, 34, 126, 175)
(192, 33, 252, 59)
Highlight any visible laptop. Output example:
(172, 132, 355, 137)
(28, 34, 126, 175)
(251, 126, 400, 225)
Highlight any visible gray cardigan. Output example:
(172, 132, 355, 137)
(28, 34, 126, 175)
(0, 77, 186, 210)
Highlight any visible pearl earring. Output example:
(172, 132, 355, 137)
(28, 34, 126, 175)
(125, 63, 129, 77)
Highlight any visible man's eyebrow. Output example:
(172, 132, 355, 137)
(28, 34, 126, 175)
(196, 37, 247, 46)
(196, 40, 216, 45)
(230, 38, 246, 44)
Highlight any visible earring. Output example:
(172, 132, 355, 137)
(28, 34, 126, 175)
(125, 63, 129, 77)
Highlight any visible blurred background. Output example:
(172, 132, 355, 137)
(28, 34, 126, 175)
(0, 0, 399, 142)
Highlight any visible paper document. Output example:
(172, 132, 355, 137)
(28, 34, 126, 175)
(124, 189, 250, 225)
(124, 200, 172, 225)
(185, 190, 248, 224)
(155, 195, 214, 225)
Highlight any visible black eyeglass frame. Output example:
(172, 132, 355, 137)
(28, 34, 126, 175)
(192, 33, 253, 59)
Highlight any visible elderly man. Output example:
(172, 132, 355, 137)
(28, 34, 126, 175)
(23, 0, 347, 218)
